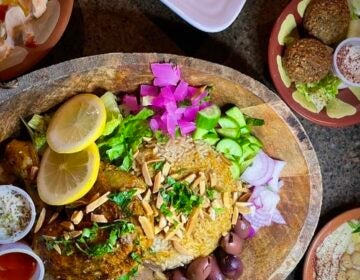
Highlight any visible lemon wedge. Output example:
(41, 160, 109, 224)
(37, 143, 100, 205)
(46, 94, 106, 154)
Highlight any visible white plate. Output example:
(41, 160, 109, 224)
(160, 0, 247, 32)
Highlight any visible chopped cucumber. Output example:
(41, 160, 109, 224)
(193, 128, 208, 140)
(216, 128, 240, 139)
(240, 158, 254, 174)
(239, 126, 250, 135)
(216, 139, 242, 157)
(225, 107, 246, 127)
(239, 145, 256, 162)
(218, 117, 238, 128)
(230, 161, 241, 179)
(203, 134, 220, 145)
(247, 136, 263, 147)
(249, 143, 261, 153)
(196, 105, 221, 130)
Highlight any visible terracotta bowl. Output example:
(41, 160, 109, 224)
(303, 208, 360, 279)
(0, 0, 74, 81)
(268, 0, 360, 127)
(0, 53, 322, 279)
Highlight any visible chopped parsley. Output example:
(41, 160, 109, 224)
(44, 221, 135, 257)
(109, 189, 137, 213)
(206, 188, 216, 200)
(118, 266, 138, 280)
(160, 177, 203, 216)
(349, 221, 360, 234)
(152, 161, 165, 171)
(130, 252, 141, 263)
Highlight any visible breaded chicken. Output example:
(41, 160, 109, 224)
(304, 0, 350, 45)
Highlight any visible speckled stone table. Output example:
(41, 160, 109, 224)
(33, 0, 360, 278)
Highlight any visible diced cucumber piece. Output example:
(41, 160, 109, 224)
(203, 134, 220, 145)
(216, 128, 240, 139)
(239, 126, 250, 135)
(193, 128, 208, 140)
(225, 107, 246, 127)
(216, 139, 242, 157)
(196, 105, 221, 130)
(247, 136, 263, 147)
(218, 117, 238, 128)
(249, 143, 261, 153)
(240, 158, 254, 174)
(230, 160, 241, 179)
(239, 145, 256, 162)
(239, 138, 251, 147)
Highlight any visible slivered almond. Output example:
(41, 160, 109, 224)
(154, 226, 162, 235)
(232, 206, 239, 225)
(63, 231, 70, 240)
(60, 221, 74, 231)
(236, 202, 253, 207)
(202, 197, 210, 208)
(162, 162, 171, 177)
(175, 229, 184, 239)
(184, 173, 196, 184)
(210, 172, 217, 187)
(199, 209, 205, 219)
(142, 162, 153, 186)
(71, 210, 84, 225)
(34, 208, 46, 233)
(143, 137, 152, 142)
(154, 271, 167, 280)
(209, 208, 216, 220)
(68, 230, 82, 239)
(91, 213, 108, 223)
(163, 226, 170, 233)
(153, 207, 159, 217)
(53, 244, 61, 255)
(186, 208, 200, 235)
(159, 215, 167, 229)
(236, 203, 252, 215)
(89, 192, 100, 203)
(153, 171, 162, 193)
(223, 192, 231, 208)
(48, 211, 59, 224)
(239, 192, 251, 202)
(173, 240, 190, 255)
(191, 176, 202, 189)
(212, 199, 223, 209)
(165, 227, 179, 240)
(232, 192, 239, 203)
(143, 189, 152, 202)
(30, 166, 39, 180)
(180, 214, 188, 224)
(133, 150, 139, 159)
(85, 192, 110, 213)
(139, 216, 154, 239)
(156, 192, 163, 209)
(199, 182, 206, 196)
(141, 200, 154, 216)
(42, 235, 56, 240)
(146, 158, 163, 164)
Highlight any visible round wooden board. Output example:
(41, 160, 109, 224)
(0, 53, 322, 279)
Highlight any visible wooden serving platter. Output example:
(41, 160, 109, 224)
(0, 53, 322, 279)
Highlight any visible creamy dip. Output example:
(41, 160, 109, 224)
(315, 222, 353, 280)
(0, 187, 32, 241)
(336, 45, 360, 85)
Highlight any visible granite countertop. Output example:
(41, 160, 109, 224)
(36, 0, 360, 278)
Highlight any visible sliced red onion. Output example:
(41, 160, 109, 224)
(122, 95, 141, 113)
(178, 120, 196, 136)
(151, 63, 180, 86)
(251, 154, 275, 186)
(173, 80, 189, 101)
(140, 85, 159, 96)
(268, 160, 286, 192)
(272, 208, 286, 224)
(240, 151, 270, 185)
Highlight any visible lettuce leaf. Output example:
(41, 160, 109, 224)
(97, 107, 154, 171)
(101, 92, 123, 136)
(295, 74, 341, 113)
(21, 114, 50, 152)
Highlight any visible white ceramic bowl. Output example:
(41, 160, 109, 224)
(0, 185, 36, 244)
(333, 38, 360, 88)
(0, 242, 45, 280)
(160, 0, 247, 32)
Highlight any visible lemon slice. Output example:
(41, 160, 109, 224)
(47, 94, 106, 153)
(37, 143, 100, 205)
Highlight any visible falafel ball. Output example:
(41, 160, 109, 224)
(283, 38, 333, 84)
(303, 0, 350, 45)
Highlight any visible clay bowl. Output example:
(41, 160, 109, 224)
(0, 0, 74, 81)
(268, 0, 360, 127)
(0, 53, 322, 279)
(303, 208, 360, 280)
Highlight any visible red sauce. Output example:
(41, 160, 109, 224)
(0, 5, 8, 22)
(0, 253, 37, 280)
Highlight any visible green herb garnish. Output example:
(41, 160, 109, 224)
(153, 161, 165, 171)
(206, 188, 216, 200)
(44, 221, 135, 257)
(109, 189, 137, 212)
(349, 221, 360, 234)
(118, 266, 138, 280)
(160, 177, 202, 216)
(160, 203, 173, 217)
(130, 252, 142, 263)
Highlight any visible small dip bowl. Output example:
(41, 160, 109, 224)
(0, 242, 45, 280)
(333, 38, 360, 88)
(0, 185, 36, 244)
